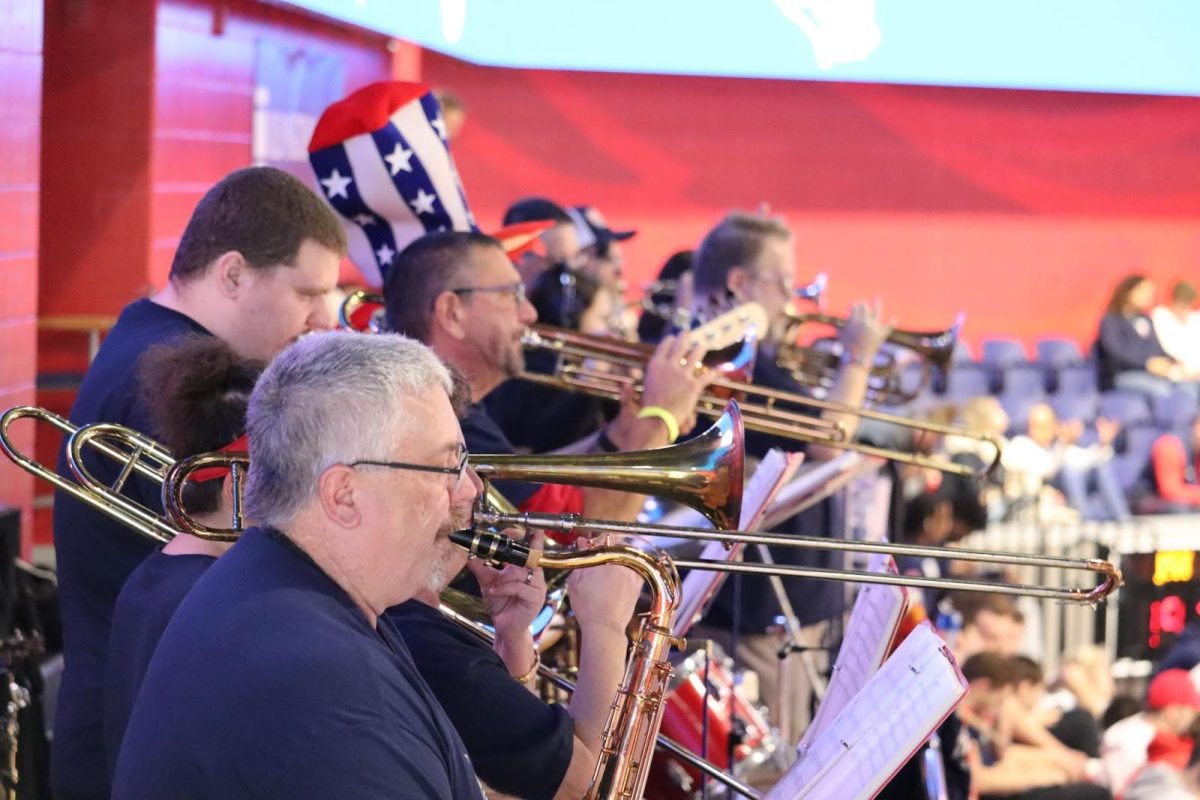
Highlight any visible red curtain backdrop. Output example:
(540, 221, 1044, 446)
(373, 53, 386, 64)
(423, 52, 1200, 353)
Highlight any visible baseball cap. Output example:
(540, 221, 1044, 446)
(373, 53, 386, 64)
(1147, 669, 1200, 710)
(566, 205, 636, 251)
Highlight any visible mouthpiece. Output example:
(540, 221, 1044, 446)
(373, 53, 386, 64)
(449, 529, 543, 569)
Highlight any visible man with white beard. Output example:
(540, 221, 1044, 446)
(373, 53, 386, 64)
(112, 332, 485, 799)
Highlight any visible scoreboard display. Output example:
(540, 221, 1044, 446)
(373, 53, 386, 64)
(1116, 550, 1200, 662)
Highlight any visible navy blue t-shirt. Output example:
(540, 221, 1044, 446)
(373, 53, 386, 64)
(705, 354, 846, 632)
(102, 549, 214, 784)
(461, 401, 540, 507)
(51, 298, 209, 799)
(112, 527, 484, 799)
(386, 601, 574, 799)
(483, 349, 612, 454)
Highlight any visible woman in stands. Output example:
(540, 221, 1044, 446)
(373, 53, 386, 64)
(101, 335, 263, 785)
(1095, 275, 1197, 400)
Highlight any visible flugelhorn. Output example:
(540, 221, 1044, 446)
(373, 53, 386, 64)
(777, 311, 964, 405)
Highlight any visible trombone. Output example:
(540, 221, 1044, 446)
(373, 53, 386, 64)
(335, 289, 998, 477)
(777, 311, 964, 405)
(520, 323, 1001, 478)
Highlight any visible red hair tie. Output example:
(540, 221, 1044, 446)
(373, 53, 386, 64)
(190, 433, 250, 483)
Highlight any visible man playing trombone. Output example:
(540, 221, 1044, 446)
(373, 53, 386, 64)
(687, 211, 891, 742)
(112, 332, 485, 799)
(382, 229, 710, 520)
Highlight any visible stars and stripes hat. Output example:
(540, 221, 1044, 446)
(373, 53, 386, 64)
(309, 81, 477, 286)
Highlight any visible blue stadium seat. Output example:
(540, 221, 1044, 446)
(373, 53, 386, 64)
(1154, 388, 1199, 430)
(997, 365, 1046, 398)
(1035, 338, 1084, 369)
(981, 338, 1028, 371)
(1055, 363, 1100, 396)
(1112, 425, 1159, 493)
(1049, 393, 1099, 425)
(1098, 390, 1153, 428)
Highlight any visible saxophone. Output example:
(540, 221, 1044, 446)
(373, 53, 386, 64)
(448, 529, 682, 800)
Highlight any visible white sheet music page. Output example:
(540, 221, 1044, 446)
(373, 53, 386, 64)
(797, 554, 906, 753)
(766, 622, 966, 800)
(671, 449, 803, 638)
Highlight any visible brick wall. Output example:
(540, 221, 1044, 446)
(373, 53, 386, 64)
(0, 0, 42, 556)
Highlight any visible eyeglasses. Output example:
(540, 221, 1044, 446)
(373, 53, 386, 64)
(347, 446, 471, 492)
(450, 281, 526, 306)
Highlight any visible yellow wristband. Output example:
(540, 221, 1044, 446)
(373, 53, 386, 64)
(637, 405, 680, 443)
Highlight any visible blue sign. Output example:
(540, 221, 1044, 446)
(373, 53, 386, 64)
(279, 0, 1200, 97)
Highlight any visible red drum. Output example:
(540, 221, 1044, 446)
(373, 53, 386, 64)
(647, 644, 785, 797)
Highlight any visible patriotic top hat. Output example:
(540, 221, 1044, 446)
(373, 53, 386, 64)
(309, 81, 477, 286)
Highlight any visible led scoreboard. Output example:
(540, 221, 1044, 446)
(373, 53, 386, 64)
(1117, 550, 1200, 661)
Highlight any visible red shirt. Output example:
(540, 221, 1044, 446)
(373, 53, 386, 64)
(1151, 434, 1200, 506)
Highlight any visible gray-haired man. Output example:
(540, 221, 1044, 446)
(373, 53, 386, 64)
(112, 331, 485, 799)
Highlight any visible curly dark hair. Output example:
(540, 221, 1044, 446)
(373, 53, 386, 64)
(137, 335, 265, 514)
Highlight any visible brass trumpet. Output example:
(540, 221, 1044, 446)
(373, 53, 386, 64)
(641, 271, 827, 325)
(777, 311, 964, 405)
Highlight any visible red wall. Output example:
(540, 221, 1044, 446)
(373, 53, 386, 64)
(32, 0, 395, 546)
(422, 54, 1200, 355)
(0, 0, 42, 553)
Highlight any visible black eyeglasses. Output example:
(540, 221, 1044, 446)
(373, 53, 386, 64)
(348, 447, 470, 491)
(450, 281, 526, 305)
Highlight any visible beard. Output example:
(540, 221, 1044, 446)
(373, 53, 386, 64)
(497, 333, 526, 378)
(425, 505, 474, 594)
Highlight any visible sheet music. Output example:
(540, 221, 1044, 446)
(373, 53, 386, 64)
(762, 453, 885, 530)
(797, 555, 906, 752)
(671, 449, 803, 638)
(766, 623, 967, 800)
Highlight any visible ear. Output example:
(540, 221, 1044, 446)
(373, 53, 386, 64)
(726, 266, 750, 299)
(317, 465, 362, 529)
(431, 290, 468, 341)
(213, 251, 248, 299)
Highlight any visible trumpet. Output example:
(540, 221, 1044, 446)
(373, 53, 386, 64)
(641, 271, 827, 326)
(777, 311, 963, 405)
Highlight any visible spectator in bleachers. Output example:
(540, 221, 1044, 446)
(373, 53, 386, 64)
(950, 591, 1026, 662)
(1004, 403, 1131, 522)
(1045, 647, 1117, 723)
(1100, 669, 1200, 796)
(1152, 280, 1200, 376)
(1138, 415, 1200, 513)
(959, 653, 1109, 799)
(1095, 274, 1196, 400)
(1011, 655, 1103, 758)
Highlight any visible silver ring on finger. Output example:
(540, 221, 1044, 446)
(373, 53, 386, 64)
(524, 568, 534, 586)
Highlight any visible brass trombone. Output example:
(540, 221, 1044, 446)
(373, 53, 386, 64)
(334, 289, 996, 476)
(519, 324, 1001, 478)
(777, 311, 964, 405)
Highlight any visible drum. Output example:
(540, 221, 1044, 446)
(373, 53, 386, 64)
(647, 643, 786, 797)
